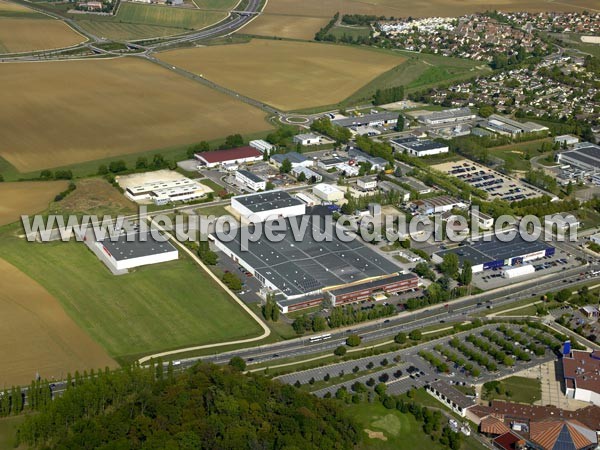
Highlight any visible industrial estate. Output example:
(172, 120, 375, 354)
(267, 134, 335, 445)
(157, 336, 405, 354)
(1, 0, 600, 448)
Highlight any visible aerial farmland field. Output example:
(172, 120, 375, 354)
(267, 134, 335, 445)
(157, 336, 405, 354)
(261, 0, 598, 18)
(0, 58, 271, 173)
(115, 2, 227, 29)
(0, 257, 117, 387)
(158, 39, 406, 110)
(0, 0, 85, 53)
(74, 2, 228, 41)
(192, 0, 240, 10)
(0, 181, 68, 226)
(0, 223, 265, 363)
(240, 14, 330, 40)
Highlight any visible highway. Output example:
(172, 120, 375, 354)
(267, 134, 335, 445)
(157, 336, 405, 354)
(173, 263, 598, 368)
(36, 266, 597, 403)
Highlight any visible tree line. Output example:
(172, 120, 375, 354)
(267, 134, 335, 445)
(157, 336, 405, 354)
(16, 362, 359, 449)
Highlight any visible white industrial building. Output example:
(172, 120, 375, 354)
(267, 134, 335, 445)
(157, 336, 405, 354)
(557, 143, 600, 175)
(231, 190, 306, 222)
(418, 107, 476, 125)
(294, 192, 320, 206)
(96, 232, 178, 271)
(235, 169, 266, 192)
(501, 264, 535, 279)
(333, 112, 398, 128)
(293, 133, 321, 146)
(195, 146, 263, 168)
(249, 139, 275, 154)
(485, 114, 549, 137)
(414, 195, 466, 215)
(125, 178, 209, 205)
(291, 166, 322, 182)
(312, 183, 345, 202)
(472, 210, 494, 230)
(337, 163, 360, 177)
(554, 135, 579, 147)
(357, 177, 378, 190)
(391, 136, 449, 157)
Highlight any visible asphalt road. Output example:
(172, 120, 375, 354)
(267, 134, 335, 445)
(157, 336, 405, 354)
(183, 264, 598, 368)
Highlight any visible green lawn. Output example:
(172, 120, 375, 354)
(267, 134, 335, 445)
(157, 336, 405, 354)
(338, 50, 487, 109)
(0, 223, 262, 362)
(328, 25, 370, 40)
(347, 402, 446, 450)
(489, 138, 553, 171)
(200, 178, 226, 193)
(0, 415, 27, 450)
(482, 376, 541, 404)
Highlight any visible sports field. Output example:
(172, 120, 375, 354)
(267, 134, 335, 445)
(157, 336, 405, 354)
(240, 14, 330, 40)
(0, 58, 270, 173)
(0, 181, 68, 226)
(261, 0, 598, 18)
(0, 257, 117, 387)
(0, 224, 264, 362)
(158, 39, 405, 110)
(0, 0, 84, 53)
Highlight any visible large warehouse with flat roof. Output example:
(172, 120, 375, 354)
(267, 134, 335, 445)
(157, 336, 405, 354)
(433, 233, 554, 273)
(231, 190, 306, 222)
(212, 213, 418, 312)
(557, 143, 600, 175)
(95, 231, 178, 272)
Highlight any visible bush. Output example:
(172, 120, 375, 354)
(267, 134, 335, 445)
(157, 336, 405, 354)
(334, 346, 347, 357)
(346, 334, 362, 347)
(228, 356, 246, 371)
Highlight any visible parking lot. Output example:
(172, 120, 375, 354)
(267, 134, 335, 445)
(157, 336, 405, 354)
(277, 323, 561, 399)
(433, 160, 544, 202)
(472, 247, 576, 290)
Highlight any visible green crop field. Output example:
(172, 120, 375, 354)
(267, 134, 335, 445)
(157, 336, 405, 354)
(328, 25, 370, 40)
(192, 0, 239, 10)
(323, 49, 488, 112)
(116, 2, 226, 29)
(0, 223, 263, 363)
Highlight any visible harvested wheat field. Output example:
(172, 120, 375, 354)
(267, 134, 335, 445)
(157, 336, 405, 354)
(0, 257, 117, 387)
(0, 58, 270, 173)
(0, 0, 84, 54)
(159, 39, 405, 110)
(0, 181, 68, 226)
(240, 14, 330, 40)
(261, 0, 598, 18)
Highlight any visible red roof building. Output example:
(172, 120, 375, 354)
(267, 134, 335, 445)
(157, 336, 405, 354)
(493, 432, 526, 450)
(195, 146, 262, 167)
